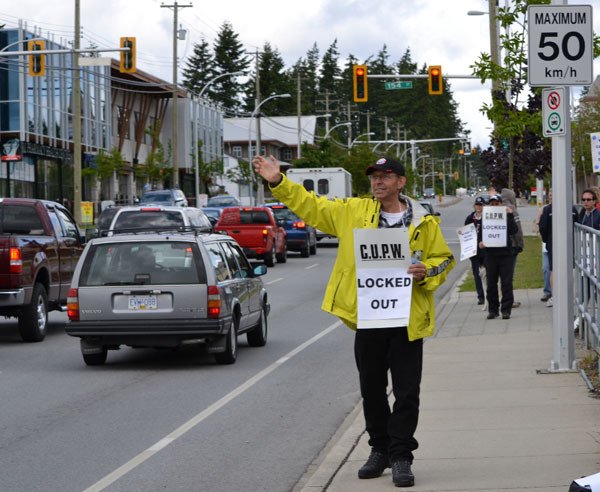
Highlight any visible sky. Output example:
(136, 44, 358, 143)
(1, 0, 598, 150)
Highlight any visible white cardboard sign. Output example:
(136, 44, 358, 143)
(353, 228, 412, 329)
(482, 206, 508, 248)
(458, 223, 478, 261)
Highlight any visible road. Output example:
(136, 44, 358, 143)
(0, 197, 537, 491)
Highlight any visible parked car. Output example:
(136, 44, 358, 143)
(140, 189, 188, 207)
(87, 205, 122, 238)
(104, 206, 213, 235)
(206, 195, 241, 208)
(263, 203, 317, 257)
(214, 207, 287, 267)
(0, 198, 85, 341)
(66, 232, 269, 366)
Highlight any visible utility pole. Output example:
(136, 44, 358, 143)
(254, 50, 263, 205)
(73, 0, 82, 223)
(161, 1, 192, 189)
(346, 102, 352, 150)
(297, 72, 301, 159)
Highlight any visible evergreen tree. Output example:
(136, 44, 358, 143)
(320, 39, 341, 96)
(244, 42, 294, 114)
(182, 38, 215, 97)
(212, 22, 251, 113)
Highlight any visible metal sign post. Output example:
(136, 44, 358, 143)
(528, 1, 594, 371)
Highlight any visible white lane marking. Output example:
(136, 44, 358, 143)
(265, 277, 284, 285)
(83, 320, 343, 492)
(305, 263, 319, 270)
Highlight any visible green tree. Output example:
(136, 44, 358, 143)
(182, 38, 215, 96)
(245, 42, 294, 114)
(136, 123, 173, 188)
(193, 140, 224, 194)
(212, 22, 251, 112)
(320, 39, 342, 96)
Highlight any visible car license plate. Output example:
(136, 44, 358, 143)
(128, 295, 157, 310)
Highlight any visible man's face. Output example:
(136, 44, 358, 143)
(369, 172, 406, 202)
(582, 192, 596, 212)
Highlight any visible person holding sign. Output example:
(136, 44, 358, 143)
(253, 154, 454, 488)
(464, 196, 486, 305)
(481, 194, 518, 320)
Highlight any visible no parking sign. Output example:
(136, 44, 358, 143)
(542, 87, 566, 137)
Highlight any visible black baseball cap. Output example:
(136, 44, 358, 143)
(365, 157, 405, 176)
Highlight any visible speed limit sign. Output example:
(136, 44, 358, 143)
(528, 5, 593, 86)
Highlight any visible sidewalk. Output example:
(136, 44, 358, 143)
(298, 288, 600, 491)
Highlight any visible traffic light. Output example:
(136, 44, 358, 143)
(119, 37, 136, 73)
(427, 65, 443, 95)
(352, 65, 368, 103)
(28, 40, 45, 77)
(458, 148, 464, 156)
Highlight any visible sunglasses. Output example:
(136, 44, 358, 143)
(582, 198, 595, 202)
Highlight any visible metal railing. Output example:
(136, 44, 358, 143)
(573, 223, 600, 358)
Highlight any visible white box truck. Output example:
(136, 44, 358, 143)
(286, 167, 352, 200)
(285, 167, 353, 241)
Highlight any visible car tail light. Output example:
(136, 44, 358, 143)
(207, 285, 221, 318)
(292, 220, 306, 229)
(140, 207, 161, 212)
(9, 247, 22, 274)
(67, 288, 79, 321)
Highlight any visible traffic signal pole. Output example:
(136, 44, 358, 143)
(73, 0, 81, 223)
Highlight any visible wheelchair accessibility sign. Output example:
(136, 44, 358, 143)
(542, 88, 565, 137)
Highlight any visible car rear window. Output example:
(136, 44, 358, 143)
(140, 192, 171, 203)
(79, 241, 205, 286)
(240, 211, 270, 224)
(0, 205, 45, 234)
(112, 210, 185, 231)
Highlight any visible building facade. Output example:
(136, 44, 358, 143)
(0, 22, 224, 215)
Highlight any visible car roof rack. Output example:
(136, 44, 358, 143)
(99, 225, 213, 236)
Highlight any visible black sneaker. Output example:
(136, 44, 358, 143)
(477, 298, 485, 305)
(391, 459, 415, 487)
(502, 313, 510, 319)
(540, 293, 551, 302)
(358, 450, 389, 479)
(487, 313, 499, 319)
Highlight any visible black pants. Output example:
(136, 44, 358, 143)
(485, 254, 514, 315)
(470, 256, 485, 301)
(354, 327, 423, 462)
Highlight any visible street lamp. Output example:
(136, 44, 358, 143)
(193, 71, 244, 206)
(350, 132, 375, 148)
(324, 122, 352, 139)
(248, 93, 291, 205)
(198, 71, 244, 99)
(415, 154, 430, 195)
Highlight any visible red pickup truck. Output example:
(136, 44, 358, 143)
(0, 198, 84, 341)
(215, 207, 287, 267)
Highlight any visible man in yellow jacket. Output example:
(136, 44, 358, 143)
(253, 155, 454, 488)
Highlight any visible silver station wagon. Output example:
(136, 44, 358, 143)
(66, 232, 269, 366)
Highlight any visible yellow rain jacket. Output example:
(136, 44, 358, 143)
(270, 174, 455, 341)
